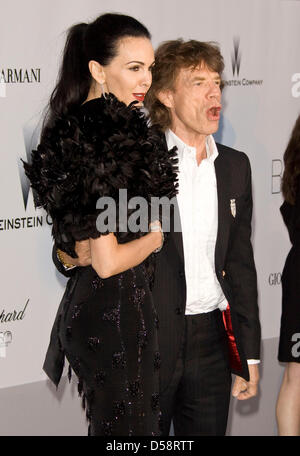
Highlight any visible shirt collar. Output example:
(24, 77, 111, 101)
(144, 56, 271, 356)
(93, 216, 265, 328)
(165, 129, 219, 163)
(206, 134, 219, 162)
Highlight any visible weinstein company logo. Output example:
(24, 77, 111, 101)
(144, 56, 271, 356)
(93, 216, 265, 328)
(0, 126, 53, 232)
(0, 299, 29, 358)
(223, 38, 263, 88)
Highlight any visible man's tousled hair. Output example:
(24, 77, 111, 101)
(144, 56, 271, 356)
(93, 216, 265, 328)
(145, 39, 224, 131)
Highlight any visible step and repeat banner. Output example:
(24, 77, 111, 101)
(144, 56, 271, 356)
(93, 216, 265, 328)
(0, 0, 300, 389)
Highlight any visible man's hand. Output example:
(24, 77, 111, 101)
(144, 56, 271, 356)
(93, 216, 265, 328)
(59, 240, 92, 267)
(232, 364, 259, 400)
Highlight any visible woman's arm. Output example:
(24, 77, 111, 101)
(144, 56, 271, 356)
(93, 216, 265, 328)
(90, 230, 162, 279)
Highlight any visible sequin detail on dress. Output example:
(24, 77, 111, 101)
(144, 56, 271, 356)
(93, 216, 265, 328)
(112, 351, 126, 369)
(88, 336, 101, 351)
(151, 393, 160, 411)
(113, 400, 126, 418)
(103, 308, 119, 324)
(154, 352, 161, 370)
(95, 370, 107, 386)
(91, 275, 104, 290)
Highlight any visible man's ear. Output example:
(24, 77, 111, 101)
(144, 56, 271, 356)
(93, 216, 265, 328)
(157, 89, 174, 109)
(88, 60, 106, 84)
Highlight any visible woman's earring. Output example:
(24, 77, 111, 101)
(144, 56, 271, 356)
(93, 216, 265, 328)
(100, 83, 107, 99)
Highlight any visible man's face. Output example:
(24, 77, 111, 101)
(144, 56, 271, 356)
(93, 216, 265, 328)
(166, 63, 222, 137)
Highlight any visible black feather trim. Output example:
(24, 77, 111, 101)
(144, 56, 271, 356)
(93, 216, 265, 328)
(23, 94, 178, 259)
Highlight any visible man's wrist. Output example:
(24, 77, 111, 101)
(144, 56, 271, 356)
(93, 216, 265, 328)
(247, 359, 260, 365)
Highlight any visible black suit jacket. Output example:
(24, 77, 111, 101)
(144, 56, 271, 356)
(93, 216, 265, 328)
(152, 142, 260, 391)
(48, 141, 261, 389)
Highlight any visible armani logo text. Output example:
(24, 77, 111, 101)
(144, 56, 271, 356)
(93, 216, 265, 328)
(0, 68, 41, 84)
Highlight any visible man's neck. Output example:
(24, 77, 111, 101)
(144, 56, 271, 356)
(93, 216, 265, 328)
(170, 126, 208, 166)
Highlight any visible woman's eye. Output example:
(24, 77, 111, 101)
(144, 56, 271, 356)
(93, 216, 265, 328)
(129, 66, 140, 72)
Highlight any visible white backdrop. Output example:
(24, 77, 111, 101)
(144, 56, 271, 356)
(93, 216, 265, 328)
(0, 0, 299, 392)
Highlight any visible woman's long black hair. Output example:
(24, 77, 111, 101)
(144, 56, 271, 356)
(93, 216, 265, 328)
(282, 114, 300, 204)
(41, 13, 150, 140)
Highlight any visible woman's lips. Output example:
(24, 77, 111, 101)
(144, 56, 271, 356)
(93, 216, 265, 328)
(133, 93, 145, 102)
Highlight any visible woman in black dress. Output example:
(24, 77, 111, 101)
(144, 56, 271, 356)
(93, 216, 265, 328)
(24, 13, 177, 436)
(276, 114, 300, 435)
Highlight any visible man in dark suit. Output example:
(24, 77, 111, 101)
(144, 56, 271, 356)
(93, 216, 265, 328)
(144, 39, 260, 435)
(51, 39, 260, 436)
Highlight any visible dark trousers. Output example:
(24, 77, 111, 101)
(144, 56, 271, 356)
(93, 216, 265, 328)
(160, 309, 232, 436)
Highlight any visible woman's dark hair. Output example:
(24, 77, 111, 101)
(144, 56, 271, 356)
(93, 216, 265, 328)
(42, 13, 150, 139)
(282, 114, 300, 205)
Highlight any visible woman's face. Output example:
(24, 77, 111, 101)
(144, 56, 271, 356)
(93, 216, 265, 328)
(102, 36, 155, 106)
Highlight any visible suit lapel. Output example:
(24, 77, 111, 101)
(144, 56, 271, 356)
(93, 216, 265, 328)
(161, 130, 185, 266)
(214, 145, 231, 268)
(172, 197, 185, 265)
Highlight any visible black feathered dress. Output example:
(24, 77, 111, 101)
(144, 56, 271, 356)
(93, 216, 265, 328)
(24, 94, 178, 436)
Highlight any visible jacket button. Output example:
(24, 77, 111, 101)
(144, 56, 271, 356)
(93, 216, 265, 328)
(175, 307, 183, 315)
(178, 269, 184, 278)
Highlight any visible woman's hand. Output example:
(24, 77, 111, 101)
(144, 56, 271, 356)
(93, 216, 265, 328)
(57, 240, 92, 268)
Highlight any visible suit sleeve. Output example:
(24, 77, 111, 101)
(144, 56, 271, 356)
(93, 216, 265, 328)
(225, 154, 261, 359)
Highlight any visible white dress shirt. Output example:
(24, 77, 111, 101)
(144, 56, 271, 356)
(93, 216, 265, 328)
(166, 129, 227, 314)
(165, 129, 259, 366)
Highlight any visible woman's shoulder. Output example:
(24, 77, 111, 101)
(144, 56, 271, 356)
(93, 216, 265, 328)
(78, 94, 149, 136)
(42, 94, 149, 142)
(27, 94, 177, 209)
